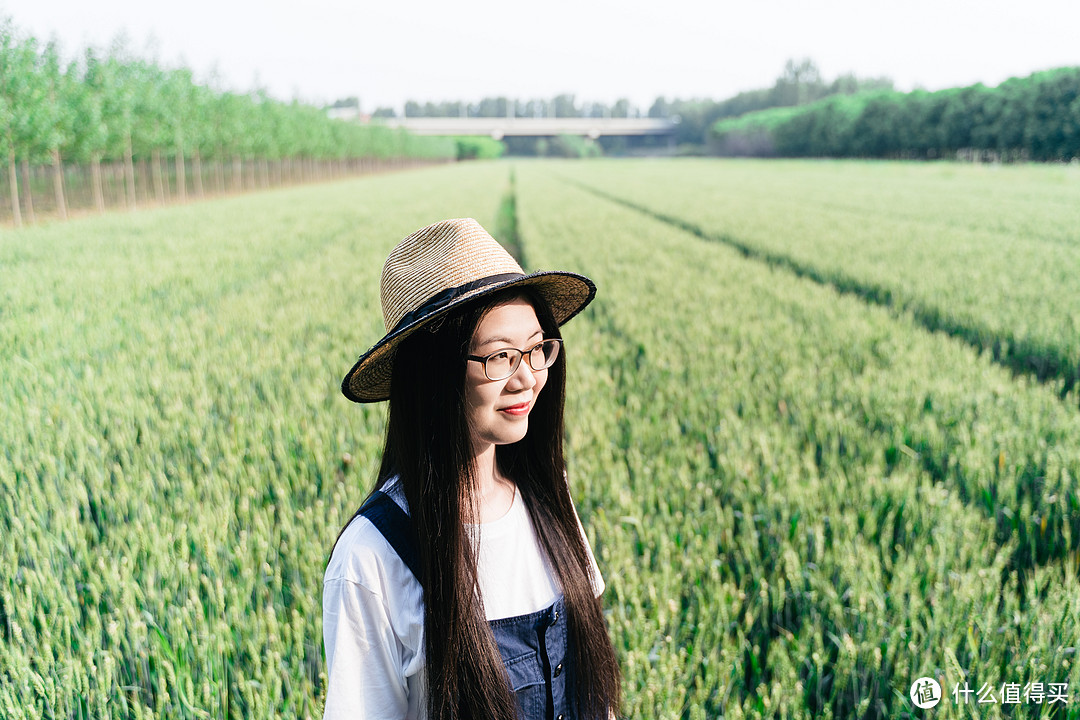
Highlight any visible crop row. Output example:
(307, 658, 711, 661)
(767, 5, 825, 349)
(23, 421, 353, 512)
(514, 163, 1080, 718)
(559, 159, 1080, 400)
(5, 158, 1080, 719)
(0, 162, 509, 718)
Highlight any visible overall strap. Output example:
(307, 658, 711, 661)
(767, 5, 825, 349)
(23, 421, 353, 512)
(359, 491, 424, 588)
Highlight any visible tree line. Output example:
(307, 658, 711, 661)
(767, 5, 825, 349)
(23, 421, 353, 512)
(0, 18, 455, 227)
(649, 59, 893, 150)
(711, 67, 1080, 161)
(392, 96, 643, 121)
(385, 60, 893, 154)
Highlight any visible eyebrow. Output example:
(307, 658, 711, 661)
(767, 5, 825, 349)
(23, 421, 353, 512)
(477, 329, 543, 348)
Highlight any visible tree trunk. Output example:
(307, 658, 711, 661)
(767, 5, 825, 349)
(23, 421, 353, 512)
(215, 145, 225, 193)
(192, 149, 204, 198)
(91, 155, 105, 213)
(52, 149, 68, 220)
(7, 146, 21, 227)
(231, 156, 242, 192)
(125, 135, 137, 210)
(108, 162, 120, 206)
(246, 157, 256, 190)
(151, 147, 164, 204)
(175, 144, 187, 202)
(138, 158, 150, 205)
(20, 157, 35, 222)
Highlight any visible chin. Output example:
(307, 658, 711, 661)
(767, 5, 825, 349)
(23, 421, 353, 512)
(497, 423, 530, 446)
(501, 431, 529, 445)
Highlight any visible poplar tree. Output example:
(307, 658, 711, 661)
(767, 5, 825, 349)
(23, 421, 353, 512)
(0, 21, 40, 225)
(38, 40, 75, 219)
(69, 47, 109, 212)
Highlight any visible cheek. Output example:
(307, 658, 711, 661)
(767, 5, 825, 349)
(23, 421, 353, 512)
(534, 369, 548, 398)
(463, 382, 482, 429)
(465, 372, 497, 412)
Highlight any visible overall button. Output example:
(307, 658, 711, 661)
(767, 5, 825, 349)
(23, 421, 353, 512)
(552, 609, 559, 623)
(557, 715, 564, 720)
(554, 662, 563, 678)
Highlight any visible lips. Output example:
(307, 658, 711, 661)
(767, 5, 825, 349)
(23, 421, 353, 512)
(499, 401, 531, 416)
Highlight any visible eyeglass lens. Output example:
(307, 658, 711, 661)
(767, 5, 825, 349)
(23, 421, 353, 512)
(486, 340, 560, 379)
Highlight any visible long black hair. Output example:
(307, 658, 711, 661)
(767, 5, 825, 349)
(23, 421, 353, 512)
(336, 285, 621, 719)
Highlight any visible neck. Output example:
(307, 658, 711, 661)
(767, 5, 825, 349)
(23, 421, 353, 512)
(472, 441, 498, 494)
(468, 441, 514, 523)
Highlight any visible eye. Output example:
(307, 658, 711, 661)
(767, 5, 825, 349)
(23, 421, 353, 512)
(490, 350, 511, 361)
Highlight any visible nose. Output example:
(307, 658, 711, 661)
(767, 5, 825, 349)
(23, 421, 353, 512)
(505, 354, 538, 391)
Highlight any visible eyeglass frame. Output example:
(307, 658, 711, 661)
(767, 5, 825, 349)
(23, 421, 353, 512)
(466, 338, 563, 381)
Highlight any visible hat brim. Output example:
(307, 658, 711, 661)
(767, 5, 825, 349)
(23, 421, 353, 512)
(341, 270, 596, 403)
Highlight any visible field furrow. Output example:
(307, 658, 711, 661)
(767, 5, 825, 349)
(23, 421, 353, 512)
(557, 159, 1080, 399)
(515, 163, 1080, 718)
(0, 162, 508, 719)
(4, 158, 1080, 719)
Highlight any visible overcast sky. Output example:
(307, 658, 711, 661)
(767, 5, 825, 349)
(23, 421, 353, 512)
(4, 0, 1078, 113)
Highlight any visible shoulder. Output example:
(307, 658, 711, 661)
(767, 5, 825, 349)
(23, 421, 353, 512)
(324, 514, 396, 592)
(324, 481, 414, 599)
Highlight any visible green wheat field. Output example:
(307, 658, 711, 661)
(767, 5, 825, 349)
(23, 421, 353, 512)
(4, 159, 1080, 719)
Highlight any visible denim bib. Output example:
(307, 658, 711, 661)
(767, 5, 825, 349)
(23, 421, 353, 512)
(359, 491, 575, 720)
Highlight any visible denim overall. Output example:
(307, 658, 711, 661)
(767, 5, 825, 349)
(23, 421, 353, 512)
(360, 491, 575, 720)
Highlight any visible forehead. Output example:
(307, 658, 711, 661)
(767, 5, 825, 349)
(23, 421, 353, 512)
(472, 298, 542, 347)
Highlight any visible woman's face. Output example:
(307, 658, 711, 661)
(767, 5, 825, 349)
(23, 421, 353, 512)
(464, 297, 549, 453)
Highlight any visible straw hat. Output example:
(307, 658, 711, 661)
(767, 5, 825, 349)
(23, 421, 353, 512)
(341, 218, 596, 403)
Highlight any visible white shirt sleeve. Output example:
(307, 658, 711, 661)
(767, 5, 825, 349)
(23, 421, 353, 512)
(322, 476, 600, 719)
(322, 577, 410, 719)
(322, 507, 425, 720)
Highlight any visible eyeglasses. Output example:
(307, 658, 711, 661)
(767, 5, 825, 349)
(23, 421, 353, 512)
(467, 339, 563, 381)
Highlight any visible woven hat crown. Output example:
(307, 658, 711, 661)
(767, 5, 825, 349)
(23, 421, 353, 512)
(342, 217, 595, 402)
(380, 218, 524, 333)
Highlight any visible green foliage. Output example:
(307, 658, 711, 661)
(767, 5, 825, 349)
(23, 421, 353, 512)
(548, 134, 602, 158)
(517, 159, 1080, 717)
(66, 47, 109, 163)
(654, 60, 894, 148)
(712, 68, 1080, 161)
(0, 18, 455, 170)
(449, 135, 506, 160)
(6, 158, 1080, 719)
(0, 20, 44, 161)
(561, 159, 1080, 398)
(0, 162, 508, 719)
(709, 105, 808, 156)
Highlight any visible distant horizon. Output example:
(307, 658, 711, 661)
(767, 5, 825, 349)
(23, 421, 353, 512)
(338, 62, 1075, 116)
(4, 0, 1078, 114)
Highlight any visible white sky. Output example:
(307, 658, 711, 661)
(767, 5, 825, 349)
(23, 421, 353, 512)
(4, 0, 1078, 113)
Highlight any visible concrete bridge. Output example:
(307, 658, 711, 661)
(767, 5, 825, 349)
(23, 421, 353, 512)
(381, 117, 677, 140)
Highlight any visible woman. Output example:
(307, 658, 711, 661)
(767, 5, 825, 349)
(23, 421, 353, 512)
(323, 218, 621, 720)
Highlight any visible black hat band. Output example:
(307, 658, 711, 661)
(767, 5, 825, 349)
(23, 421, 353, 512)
(388, 272, 525, 335)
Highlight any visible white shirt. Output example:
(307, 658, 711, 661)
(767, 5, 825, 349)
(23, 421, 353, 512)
(322, 477, 605, 720)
